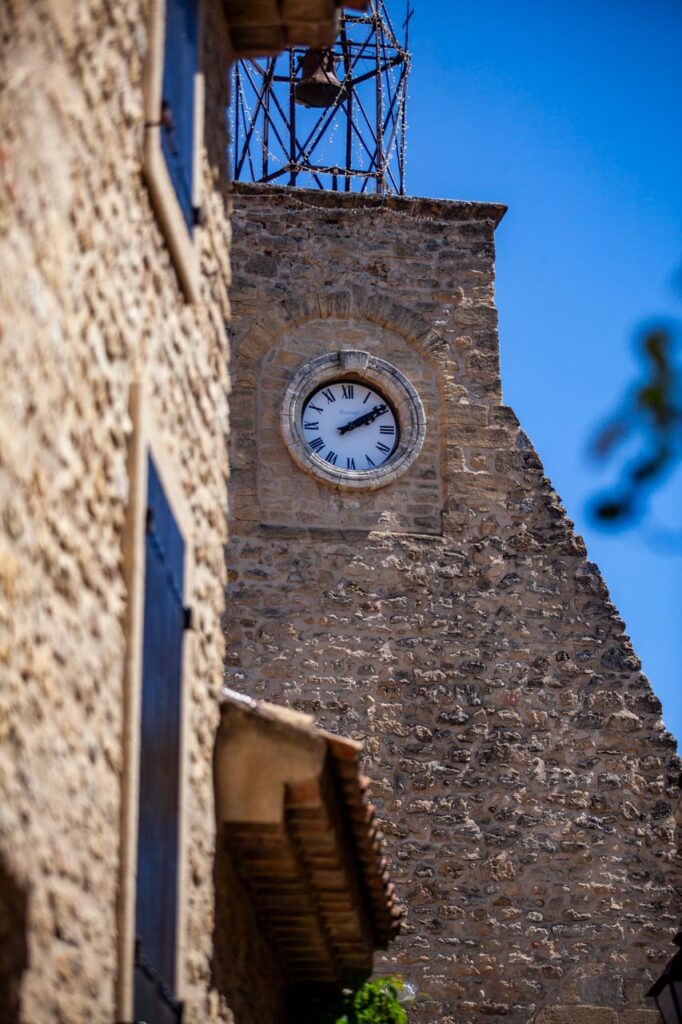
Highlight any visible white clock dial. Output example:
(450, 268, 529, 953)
(301, 379, 399, 472)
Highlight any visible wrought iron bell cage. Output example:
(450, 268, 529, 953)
(230, 1, 413, 195)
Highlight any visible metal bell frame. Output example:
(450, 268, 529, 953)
(230, 1, 412, 195)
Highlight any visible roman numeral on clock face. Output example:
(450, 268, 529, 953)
(376, 441, 391, 454)
(366, 454, 375, 467)
(303, 420, 319, 430)
(379, 424, 395, 435)
(310, 437, 324, 452)
(347, 457, 356, 469)
(322, 388, 336, 404)
(308, 403, 324, 414)
(325, 450, 338, 465)
(341, 384, 354, 400)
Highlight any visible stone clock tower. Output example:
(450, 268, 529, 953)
(224, 182, 680, 1024)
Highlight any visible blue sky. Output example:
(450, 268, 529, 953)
(404, 0, 682, 739)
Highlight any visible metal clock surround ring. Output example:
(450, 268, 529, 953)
(280, 350, 426, 491)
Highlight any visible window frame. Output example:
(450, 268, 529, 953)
(116, 382, 194, 1020)
(143, 0, 205, 302)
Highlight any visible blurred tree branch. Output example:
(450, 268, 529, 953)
(589, 316, 681, 529)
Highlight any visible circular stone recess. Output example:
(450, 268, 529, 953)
(280, 349, 426, 491)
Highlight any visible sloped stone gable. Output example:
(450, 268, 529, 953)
(225, 184, 680, 1023)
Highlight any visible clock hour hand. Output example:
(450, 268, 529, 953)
(338, 403, 388, 435)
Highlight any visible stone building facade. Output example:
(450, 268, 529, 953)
(0, 3, 387, 1024)
(224, 183, 681, 1024)
(1, 0, 679, 1020)
(0, 2, 234, 1018)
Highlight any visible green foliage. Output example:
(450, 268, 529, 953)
(334, 975, 408, 1024)
(589, 321, 682, 529)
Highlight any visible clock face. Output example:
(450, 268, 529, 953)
(280, 351, 425, 491)
(301, 379, 399, 472)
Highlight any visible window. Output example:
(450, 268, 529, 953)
(161, 0, 199, 232)
(144, 0, 203, 300)
(133, 456, 186, 1023)
(117, 388, 193, 1022)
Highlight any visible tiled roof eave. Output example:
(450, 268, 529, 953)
(215, 691, 402, 984)
(223, 1, 370, 59)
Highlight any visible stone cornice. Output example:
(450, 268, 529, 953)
(231, 181, 508, 227)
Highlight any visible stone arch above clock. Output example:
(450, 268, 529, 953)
(228, 185, 508, 539)
(229, 289, 456, 535)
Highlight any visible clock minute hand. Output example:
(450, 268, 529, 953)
(338, 403, 388, 435)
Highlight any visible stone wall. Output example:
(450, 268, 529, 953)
(254, 317, 443, 534)
(0, 2, 233, 1020)
(225, 184, 681, 1024)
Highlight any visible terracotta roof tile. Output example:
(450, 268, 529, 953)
(215, 689, 401, 983)
(224, 1, 369, 58)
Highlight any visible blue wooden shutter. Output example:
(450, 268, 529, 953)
(134, 456, 185, 1024)
(161, 0, 199, 232)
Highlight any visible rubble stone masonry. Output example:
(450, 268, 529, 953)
(225, 183, 681, 1024)
(0, 2, 233, 1020)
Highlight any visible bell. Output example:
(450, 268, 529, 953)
(294, 49, 347, 108)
